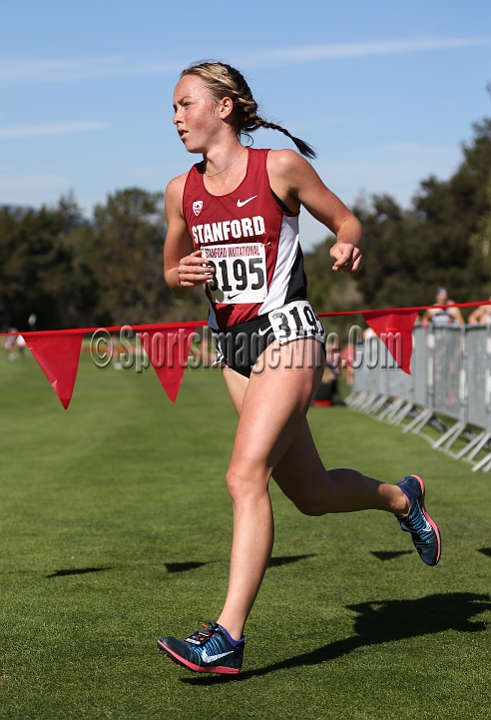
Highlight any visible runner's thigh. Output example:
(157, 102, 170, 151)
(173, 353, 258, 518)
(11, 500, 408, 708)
(229, 339, 324, 474)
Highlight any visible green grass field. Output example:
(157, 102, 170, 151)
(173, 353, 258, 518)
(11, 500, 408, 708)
(1, 351, 491, 719)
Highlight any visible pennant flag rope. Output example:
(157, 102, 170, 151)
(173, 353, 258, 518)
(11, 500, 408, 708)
(137, 326, 198, 402)
(24, 332, 85, 409)
(2, 301, 490, 406)
(361, 310, 419, 374)
(2, 321, 202, 408)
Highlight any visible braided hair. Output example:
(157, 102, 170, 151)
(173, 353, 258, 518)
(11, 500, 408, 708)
(180, 61, 316, 160)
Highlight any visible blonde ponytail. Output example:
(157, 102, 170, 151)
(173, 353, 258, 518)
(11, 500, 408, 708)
(180, 61, 316, 159)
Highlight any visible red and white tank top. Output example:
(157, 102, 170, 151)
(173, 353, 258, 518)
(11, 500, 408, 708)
(182, 148, 307, 330)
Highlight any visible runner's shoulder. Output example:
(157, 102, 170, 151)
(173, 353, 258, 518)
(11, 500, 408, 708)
(165, 172, 191, 216)
(267, 149, 318, 195)
(165, 171, 189, 199)
(267, 148, 308, 174)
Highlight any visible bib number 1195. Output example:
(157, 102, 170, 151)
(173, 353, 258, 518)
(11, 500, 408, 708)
(269, 301, 326, 344)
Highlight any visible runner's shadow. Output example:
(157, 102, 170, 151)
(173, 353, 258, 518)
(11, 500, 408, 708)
(370, 551, 413, 561)
(180, 592, 491, 685)
(268, 555, 315, 568)
(165, 562, 209, 573)
(45, 561, 210, 579)
(46, 567, 113, 578)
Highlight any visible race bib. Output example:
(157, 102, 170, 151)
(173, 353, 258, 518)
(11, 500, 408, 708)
(268, 301, 326, 345)
(202, 243, 267, 304)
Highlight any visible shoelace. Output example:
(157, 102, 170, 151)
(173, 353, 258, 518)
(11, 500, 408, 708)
(186, 621, 220, 645)
(399, 503, 432, 547)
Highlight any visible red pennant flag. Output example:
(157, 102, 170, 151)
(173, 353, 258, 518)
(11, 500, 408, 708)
(137, 326, 197, 402)
(24, 332, 85, 408)
(362, 310, 418, 374)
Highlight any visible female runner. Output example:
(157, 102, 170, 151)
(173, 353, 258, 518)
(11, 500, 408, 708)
(158, 61, 441, 675)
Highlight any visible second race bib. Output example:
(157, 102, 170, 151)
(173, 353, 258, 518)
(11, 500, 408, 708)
(268, 301, 326, 345)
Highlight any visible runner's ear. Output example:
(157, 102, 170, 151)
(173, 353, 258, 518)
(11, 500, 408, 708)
(218, 96, 235, 120)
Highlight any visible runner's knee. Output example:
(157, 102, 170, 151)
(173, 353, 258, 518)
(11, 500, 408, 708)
(225, 466, 268, 502)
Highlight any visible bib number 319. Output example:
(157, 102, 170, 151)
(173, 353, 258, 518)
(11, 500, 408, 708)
(269, 301, 326, 345)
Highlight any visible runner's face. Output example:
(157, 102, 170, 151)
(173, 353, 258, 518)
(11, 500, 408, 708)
(172, 75, 221, 153)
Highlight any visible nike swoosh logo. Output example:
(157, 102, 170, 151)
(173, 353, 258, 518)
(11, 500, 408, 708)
(257, 327, 271, 336)
(237, 195, 258, 208)
(400, 519, 432, 534)
(201, 649, 234, 663)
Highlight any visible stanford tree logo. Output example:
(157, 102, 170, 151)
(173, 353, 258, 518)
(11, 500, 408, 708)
(193, 201, 203, 216)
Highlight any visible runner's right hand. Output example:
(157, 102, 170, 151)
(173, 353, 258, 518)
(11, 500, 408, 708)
(177, 250, 215, 287)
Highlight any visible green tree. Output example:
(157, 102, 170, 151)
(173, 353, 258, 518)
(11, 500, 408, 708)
(0, 196, 88, 330)
(349, 111, 491, 310)
(83, 188, 174, 326)
(467, 176, 491, 296)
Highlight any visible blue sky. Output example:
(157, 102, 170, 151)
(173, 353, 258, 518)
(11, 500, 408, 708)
(1, 0, 490, 248)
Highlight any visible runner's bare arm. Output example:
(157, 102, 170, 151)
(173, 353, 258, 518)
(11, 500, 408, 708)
(267, 150, 364, 274)
(163, 174, 215, 296)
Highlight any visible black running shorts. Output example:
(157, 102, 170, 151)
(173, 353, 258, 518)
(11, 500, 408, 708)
(212, 314, 275, 378)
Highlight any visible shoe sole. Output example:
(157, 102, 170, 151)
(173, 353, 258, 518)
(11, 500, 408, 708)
(157, 639, 240, 675)
(408, 474, 442, 566)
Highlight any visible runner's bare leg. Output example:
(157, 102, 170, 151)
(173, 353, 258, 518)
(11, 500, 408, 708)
(217, 340, 409, 640)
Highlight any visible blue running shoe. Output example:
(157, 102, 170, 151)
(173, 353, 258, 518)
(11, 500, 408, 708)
(157, 621, 244, 675)
(396, 475, 441, 566)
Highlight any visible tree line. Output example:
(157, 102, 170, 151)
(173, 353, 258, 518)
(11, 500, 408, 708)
(1, 110, 490, 332)
(0, 188, 207, 331)
(306, 111, 491, 332)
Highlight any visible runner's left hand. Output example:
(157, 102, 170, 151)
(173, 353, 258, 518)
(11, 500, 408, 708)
(330, 243, 363, 274)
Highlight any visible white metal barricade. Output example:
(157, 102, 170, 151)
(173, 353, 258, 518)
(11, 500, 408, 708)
(349, 323, 491, 472)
